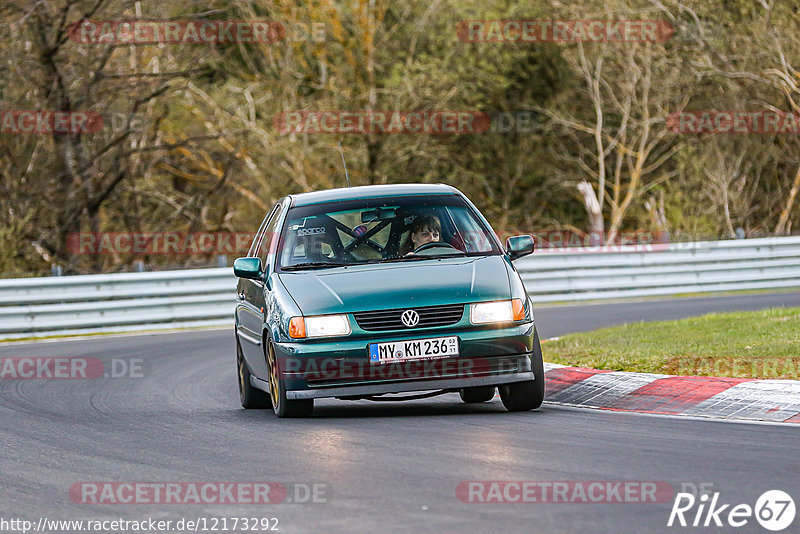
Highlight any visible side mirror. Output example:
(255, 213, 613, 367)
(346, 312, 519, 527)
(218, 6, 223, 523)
(233, 257, 263, 279)
(506, 235, 535, 260)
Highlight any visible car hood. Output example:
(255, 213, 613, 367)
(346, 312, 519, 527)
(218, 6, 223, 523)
(278, 255, 511, 315)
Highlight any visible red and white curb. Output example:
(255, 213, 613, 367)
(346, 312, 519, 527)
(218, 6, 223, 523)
(543, 363, 800, 423)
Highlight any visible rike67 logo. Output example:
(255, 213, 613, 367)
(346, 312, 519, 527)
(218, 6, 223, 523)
(668, 490, 795, 531)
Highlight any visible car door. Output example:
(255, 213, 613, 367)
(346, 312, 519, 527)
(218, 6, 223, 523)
(236, 201, 284, 377)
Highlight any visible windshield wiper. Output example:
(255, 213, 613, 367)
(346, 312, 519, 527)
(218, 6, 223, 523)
(372, 253, 465, 264)
(281, 261, 349, 271)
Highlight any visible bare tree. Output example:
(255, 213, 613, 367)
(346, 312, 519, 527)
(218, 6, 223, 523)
(541, 33, 683, 243)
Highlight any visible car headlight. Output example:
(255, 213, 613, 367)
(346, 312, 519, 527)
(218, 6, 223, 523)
(289, 314, 351, 338)
(470, 299, 525, 324)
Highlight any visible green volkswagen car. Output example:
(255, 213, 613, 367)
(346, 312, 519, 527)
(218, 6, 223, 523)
(234, 183, 543, 417)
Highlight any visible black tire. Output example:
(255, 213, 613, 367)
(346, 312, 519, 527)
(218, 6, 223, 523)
(459, 386, 496, 403)
(237, 337, 272, 409)
(499, 329, 545, 412)
(265, 338, 314, 418)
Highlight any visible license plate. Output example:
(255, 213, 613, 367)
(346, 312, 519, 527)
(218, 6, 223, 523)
(369, 336, 459, 364)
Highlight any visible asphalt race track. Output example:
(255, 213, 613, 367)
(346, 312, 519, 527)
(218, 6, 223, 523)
(1, 292, 799, 533)
(533, 290, 800, 338)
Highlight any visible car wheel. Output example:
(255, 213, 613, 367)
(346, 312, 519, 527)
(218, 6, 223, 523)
(266, 338, 314, 418)
(499, 329, 545, 412)
(459, 386, 495, 403)
(237, 337, 272, 409)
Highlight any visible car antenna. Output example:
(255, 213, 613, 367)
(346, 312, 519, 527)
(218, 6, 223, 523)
(338, 141, 351, 187)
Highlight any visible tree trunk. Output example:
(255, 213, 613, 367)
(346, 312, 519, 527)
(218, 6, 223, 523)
(577, 181, 604, 245)
(775, 163, 800, 235)
(366, 138, 381, 185)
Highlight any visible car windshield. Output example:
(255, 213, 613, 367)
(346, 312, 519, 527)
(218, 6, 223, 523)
(277, 194, 501, 270)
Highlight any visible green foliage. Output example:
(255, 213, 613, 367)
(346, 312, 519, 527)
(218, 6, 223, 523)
(1, 0, 799, 274)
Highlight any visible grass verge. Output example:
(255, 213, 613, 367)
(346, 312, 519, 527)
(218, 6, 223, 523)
(543, 307, 800, 379)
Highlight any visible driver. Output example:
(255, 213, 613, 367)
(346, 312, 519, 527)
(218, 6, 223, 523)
(398, 214, 442, 256)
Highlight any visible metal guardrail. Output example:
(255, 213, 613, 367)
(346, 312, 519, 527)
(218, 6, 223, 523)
(515, 236, 800, 302)
(2, 236, 799, 340)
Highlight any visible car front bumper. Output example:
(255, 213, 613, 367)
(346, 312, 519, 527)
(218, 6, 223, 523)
(265, 321, 538, 400)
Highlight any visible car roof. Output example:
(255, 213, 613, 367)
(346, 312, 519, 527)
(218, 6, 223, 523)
(287, 183, 461, 207)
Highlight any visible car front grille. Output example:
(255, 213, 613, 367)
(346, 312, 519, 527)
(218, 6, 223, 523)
(353, 304, 465, 331)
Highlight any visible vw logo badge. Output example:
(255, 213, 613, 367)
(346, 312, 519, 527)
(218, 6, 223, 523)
(401, 309, 420, 328)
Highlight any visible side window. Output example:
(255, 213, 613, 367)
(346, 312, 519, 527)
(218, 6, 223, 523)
(446, 206, 493, 252)
(257, 204, 284, 266)
(248, 205, 278, 257)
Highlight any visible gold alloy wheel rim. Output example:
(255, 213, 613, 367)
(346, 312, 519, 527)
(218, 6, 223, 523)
(267, 342, 279, 409)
